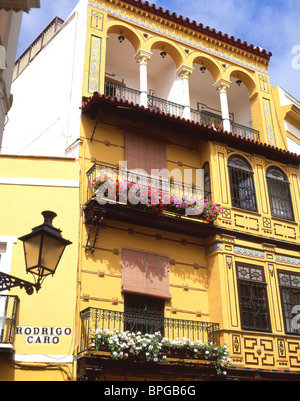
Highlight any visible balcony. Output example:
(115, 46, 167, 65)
(80, 307, 220, 354)
(104, 81, 260, 142)
(84, 163, 222, 242)
(77, 307, 228, 380)
(87, 162, 212, 206)
(0, 295, 19, 353)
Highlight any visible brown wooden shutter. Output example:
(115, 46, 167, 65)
(122, 247, 171, 300)
(125, 131, 147, 172)
(125, 131, 167, 176)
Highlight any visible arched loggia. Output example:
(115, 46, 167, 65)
(104, 24, 143, 104)
(189, 56, 223, 126)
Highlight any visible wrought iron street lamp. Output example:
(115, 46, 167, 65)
(0, 211, 72, 295)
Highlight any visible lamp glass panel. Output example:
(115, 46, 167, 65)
(39, 234, 66, 275)
(23, 234, 42, 270)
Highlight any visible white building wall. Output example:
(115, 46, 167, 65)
(0, 9, 23, 148)
(1, 0, 88, 158)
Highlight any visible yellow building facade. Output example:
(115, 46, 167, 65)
(0, 156, 79, 381)
(1, 0, 300, 382)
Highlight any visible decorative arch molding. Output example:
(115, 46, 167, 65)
(225, 67, 258, 98)
(191, 54, 222, 83)
(107, 21, 142, 53)
(147, 38, 184, 69)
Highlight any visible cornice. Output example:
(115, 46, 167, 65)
(105, 0, 272, 61)
(0, 0, 40, 13)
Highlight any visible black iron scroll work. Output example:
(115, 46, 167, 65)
(0, 271, 36, 295)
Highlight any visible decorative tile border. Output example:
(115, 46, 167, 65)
(234, 247, 265, 260)
(205, 243, 223, 256)
(205, 244, 300, 268)
(263, 98, 276, 147)
(275, 255, 300, 267)
(88, 35, 102, 93)
(89, 1, 267, 74)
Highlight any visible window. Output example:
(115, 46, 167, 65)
(266, 167, 294, 221)
(203, 162, 212, 201)
(125, 131, 167, 179)
(228, 155, 257, 212)
(122, 248, 169, 335)
(0, 237, 17, 277)
(236, 264, 271, 332)
(278, 271, 300, 335)
(122, 247, 171, 300)
(0, 242, 7, 269)
(124, 293, 165, 335)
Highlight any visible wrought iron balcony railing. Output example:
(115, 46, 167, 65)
(190, 108, 224, 130)
(104, 81, 260, 141)
(104, 81, 141, 105)
(86, 163, 212, 220)
(231, 121, 260, 142)
(0, 295, 19, 349)
(79, 307, 220, 354)
(148, 93, 184, 117)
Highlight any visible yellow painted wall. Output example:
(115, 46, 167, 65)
(0, 156, 80, 381)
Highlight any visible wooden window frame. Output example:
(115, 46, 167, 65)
(236, 263, 271, 333)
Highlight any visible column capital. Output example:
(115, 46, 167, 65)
(213, 78, 231, 92)
(176, 64, 195, 79)
(134, 49, 153, 65)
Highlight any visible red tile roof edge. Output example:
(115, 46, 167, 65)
(81, 92, 299, 165)
(119, 0, 272, 60)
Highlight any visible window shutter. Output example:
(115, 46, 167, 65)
(122, 247, 171, 300)
(125, 131, 147, 173)
(125, 131, 167, 176)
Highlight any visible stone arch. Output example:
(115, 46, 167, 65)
(148, 38, 184, 69)
(225, 67, 257, 98)
(191, 54, 222, 83)
(107, 22, 142, 53)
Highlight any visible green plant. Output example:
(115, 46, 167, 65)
(91, 174, 222, 223)
(92, 329, 230, 375)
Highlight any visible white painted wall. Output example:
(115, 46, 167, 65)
(1, 0, 88, 158)
(0, 9, 23, 148)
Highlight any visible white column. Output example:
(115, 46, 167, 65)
(134, 50, 152, 108)
(214, 79, 231, 132)
(176, 65, 194, 120)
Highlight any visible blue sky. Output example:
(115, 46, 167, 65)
(17, 0, 300, 99)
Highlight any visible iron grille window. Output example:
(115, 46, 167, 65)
(203, 162, 211, 200)
(237, 265, 271, 332)
(266, 167, 294, 221)
(124, 294, 165, 335)
(278, 271, 300, 335)
(228, 155, 257, 212)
